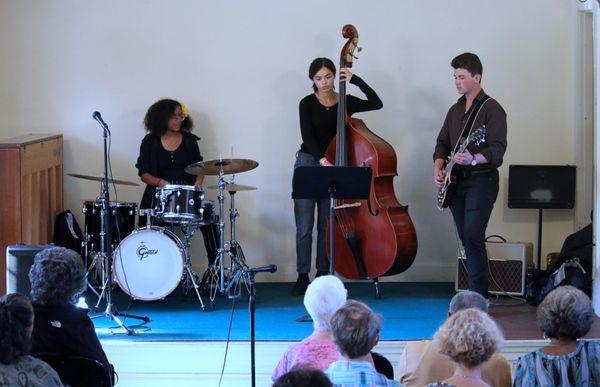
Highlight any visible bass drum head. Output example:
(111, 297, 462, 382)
(113, 227, 184, 301)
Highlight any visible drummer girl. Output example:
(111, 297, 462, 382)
(136, 98, 203, 210)
(136, 99, 218, 264)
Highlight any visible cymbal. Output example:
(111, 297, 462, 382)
(207, 183, 257, 192)
(185, 158, 259, 176)
(67, 173, 140, 186)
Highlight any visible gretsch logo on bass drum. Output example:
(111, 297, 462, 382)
(137, 242, 158, 261)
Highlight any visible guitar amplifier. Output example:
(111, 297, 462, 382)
(455, 240, 534, 296)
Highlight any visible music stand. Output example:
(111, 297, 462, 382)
(292, 166, 372, 275)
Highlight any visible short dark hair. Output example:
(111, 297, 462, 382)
(330, 300, 380, 358)
(309, 57, 336, 92)
(273, 368, 332, 387)
(144, 98, 194, 137)
(0, 293, 34, 364)
(451, 52, 483, 77)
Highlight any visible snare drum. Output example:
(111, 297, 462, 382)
(155, 184, 205, 223)
(112, 227, 184, 301)
(83, 200, 136, 251)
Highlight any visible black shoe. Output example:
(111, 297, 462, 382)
(315, 270, 330, 278)
(291, 275, 310, 296)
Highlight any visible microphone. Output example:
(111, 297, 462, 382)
(246, 264, 277, 274)
(92, 111, 109, 131)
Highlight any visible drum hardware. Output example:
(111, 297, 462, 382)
(184, 158, 259, 176)
(68, 173, 140, 186)
(86, 112, 149, 335)
(202, 166, 257, 302)
(206, 183, 257, 192)
(178, 223, 207, 310)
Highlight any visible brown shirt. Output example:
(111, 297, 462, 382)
(433, 89, 507, 169)
(398, 339, 512, 387)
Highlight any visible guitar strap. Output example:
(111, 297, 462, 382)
(452, 94, 491, 155)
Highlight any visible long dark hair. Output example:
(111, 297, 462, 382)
(309, 58, 336, 92)
(0, 293, 34, 364)
(143, 99, 194, 137)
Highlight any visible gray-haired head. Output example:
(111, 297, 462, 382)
(330, 300, 381, 359)
(303, 275, 347, 332)
(537, 285, 593, 340)
(29, 247, 86, 305)
(449, 290, 489, 315)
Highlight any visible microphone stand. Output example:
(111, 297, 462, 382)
(244, 265, 276, 387)
(92, 114, 149, 335)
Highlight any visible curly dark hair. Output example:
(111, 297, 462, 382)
(143, 98, 194, 136)
(29, 247, 86, 305)
(309, 57, 336, 92)
(0, 293, 34, 364)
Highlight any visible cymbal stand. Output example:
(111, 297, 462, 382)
(180, 221, 207, 311)
(222, 184, 251, 298)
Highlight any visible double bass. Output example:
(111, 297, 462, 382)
(325, 25, 418, 283)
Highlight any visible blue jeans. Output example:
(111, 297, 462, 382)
(293, 152, 329, 274)
(450, 169, 499, 296)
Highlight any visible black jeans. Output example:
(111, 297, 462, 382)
(293, 152, 329, 274)
(449, 168, 499, 297)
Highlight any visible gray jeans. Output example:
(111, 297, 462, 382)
(293, 151, 329, 274)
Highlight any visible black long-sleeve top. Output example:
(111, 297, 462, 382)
(135, 131, 203, 209)
(298, 75, 383, 160)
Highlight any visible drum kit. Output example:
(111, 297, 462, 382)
(69, 157, 260, 312)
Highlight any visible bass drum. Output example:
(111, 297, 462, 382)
(112, 227, 184, 301)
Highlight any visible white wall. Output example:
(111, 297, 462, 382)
(0, 1, 587, 282)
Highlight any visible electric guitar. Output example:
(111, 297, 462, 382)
(436, 126, 487, 211)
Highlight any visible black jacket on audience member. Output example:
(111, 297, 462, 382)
(30, 303, 113, 382)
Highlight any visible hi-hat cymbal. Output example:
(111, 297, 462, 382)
(185, 158, 259, 176)
(207, 183, 257, 192)
(67, 173, 140, 186)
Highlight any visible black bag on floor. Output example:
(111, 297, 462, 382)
(53, 210, 84, 256)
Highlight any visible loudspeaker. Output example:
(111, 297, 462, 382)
(456, 241, 534, 296)
(6, 244, 52, 295)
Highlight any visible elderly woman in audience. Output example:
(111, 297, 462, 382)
(0, 293, 63, 386)
(272, 275, 347, 381)
(428, 308, 504, 387)
(29, 246, 113, 383)
(513, 285, 599, 386)
(399, 290, 511, 387)
(272, 276, 393, 381)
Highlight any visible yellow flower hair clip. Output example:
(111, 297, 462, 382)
(180, 102, 190, 117)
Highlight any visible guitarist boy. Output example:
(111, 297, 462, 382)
(433, 53, 507, 297)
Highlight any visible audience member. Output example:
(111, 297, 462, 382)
(427, 308, 503, 387)
(0, 293, 63, 386)
(273, 368, 332, 387)
(398, 290, 510, 386)
(29, 246, 114, 383)
(513, 285, 599, 386)
(273, 276, 393, 381)
(325, 300, 400, 386)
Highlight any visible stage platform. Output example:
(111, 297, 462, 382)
(92, 282, 599, 386)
